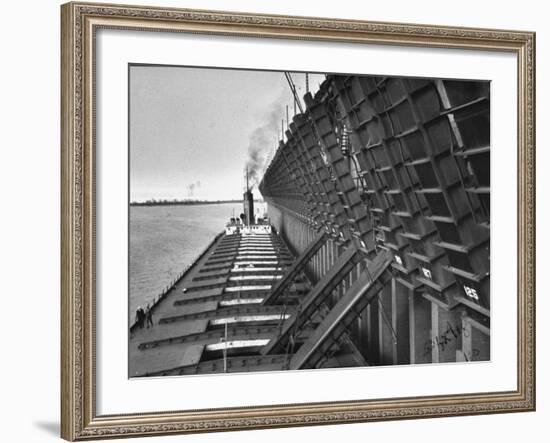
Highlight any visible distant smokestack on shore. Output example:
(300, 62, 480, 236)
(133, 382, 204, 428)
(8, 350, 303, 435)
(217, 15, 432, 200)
(246, 99, 284, 188)
(186, 180, 201, 198)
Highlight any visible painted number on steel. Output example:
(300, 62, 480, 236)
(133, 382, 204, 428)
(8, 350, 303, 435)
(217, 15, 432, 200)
(463, 285, 479, 301)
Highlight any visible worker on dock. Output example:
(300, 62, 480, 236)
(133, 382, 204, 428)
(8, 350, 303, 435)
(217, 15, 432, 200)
(145, 304, 154, 328)
(135, 306, 145, 329)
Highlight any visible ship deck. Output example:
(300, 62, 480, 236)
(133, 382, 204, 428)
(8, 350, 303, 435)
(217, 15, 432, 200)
(129, 230, 302, 377)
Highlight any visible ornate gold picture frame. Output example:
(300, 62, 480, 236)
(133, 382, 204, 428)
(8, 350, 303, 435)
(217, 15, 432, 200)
(61, 2, 535, 440)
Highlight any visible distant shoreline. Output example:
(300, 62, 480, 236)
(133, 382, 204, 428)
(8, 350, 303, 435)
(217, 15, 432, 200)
(130, 199, 263, 207)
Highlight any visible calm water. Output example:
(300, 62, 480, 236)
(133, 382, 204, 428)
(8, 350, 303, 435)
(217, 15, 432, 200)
(129, 203, 242, 321)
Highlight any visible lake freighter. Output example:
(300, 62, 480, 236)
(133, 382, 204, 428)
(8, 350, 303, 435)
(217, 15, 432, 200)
(129, 182, 308, 376)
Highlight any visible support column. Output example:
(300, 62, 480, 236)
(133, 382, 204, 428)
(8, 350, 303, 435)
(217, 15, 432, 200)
(338, 244, 345, 300)
(366, 297, 379, 364)
(378, 284, 394, 365)
(460, 316, 490, 362)
(470, 323, 490, 361)
(350, 263, 363, 342)
(324, 242, 330, 276)
(321, 243, 327, 277)
(391, 278, 410, 365)
(430, 301, 464, 363)
(460, 317, 472, 362)
(331, 241, 339, 305)
(409, 291, 432, 364)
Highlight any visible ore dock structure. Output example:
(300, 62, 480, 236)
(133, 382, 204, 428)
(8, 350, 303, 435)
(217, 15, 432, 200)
(130, 74, 490, 377)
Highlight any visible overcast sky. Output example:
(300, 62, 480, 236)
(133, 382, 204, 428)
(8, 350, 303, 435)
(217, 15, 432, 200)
(129, 65, 325, 202)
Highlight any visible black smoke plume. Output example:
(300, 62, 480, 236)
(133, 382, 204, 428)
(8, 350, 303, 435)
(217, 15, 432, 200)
(246, 99, 285, 189)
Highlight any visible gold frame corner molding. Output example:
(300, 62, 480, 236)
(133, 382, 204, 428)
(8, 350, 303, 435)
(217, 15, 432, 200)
(60, 1, 536, 441)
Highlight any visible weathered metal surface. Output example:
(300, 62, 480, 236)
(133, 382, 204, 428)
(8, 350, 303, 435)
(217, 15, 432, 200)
(260, 73, 490, 367)
(289, 250, 392, 369)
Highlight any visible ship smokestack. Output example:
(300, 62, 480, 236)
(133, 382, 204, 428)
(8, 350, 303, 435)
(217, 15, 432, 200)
(243, 168, 254, 226)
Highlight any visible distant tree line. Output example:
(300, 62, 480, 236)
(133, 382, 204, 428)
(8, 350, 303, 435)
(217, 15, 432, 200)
(130, 198, 263, 207)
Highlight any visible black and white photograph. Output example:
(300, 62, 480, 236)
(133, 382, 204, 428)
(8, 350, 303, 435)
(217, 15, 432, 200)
(128, 65, 490, 377)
